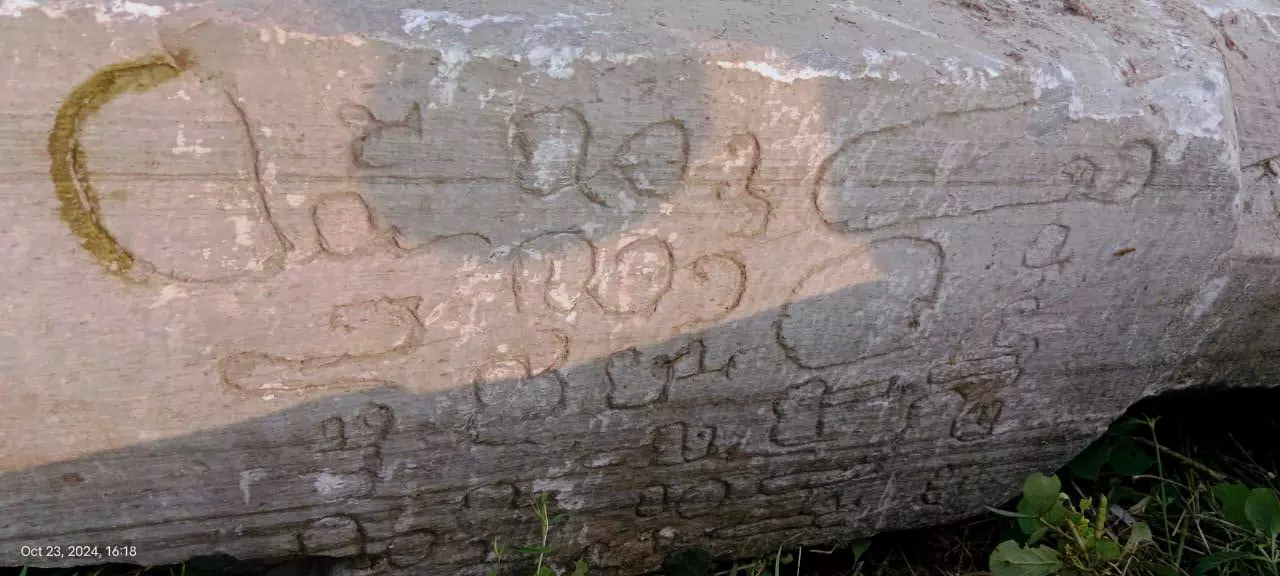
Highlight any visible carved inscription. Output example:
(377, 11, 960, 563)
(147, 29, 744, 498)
(339, 102, 424, 169)
(771, 380, 825, 446)
(778, 238, 943, 369)
(385, 530, 437, 567)
(607, 339, 731, 409)
(513, 107, 590, 198)
(300, 515, 364, 556)
(709, 516, 814, 539)
(606, 347, 671, 408)
(52, 57, 293, 282)
(465, 483, 519, 510)
(636, 486, 668, 517)
(661, 254, 748, 331)
(471, 360, 567, 445)
(927, 356, 1016, 441)
(615, 120, 689, 198)
(309, 402, 393, 503)
(591, 236, 675, 315)
(676, 480, 729, 518)
(770, 377, 910, 448)
(651, 422, 716, 465)
(707, 133, 770, 238)
(759, 464, 880, 495)
(1072, 140, 1156, 203)
(1023, 224, 1071, 268)
(994, 297, 1042, 353)
(814, 103, 1159, 231)
(219, 297, 425, 394)
(513, 232, 596, 314)
(313, 193, 385, 256)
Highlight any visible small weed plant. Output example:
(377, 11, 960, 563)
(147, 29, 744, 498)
(661, 538, 871, 576)
(989, 417, 1280, 576)
(987, 472, 1154, 575)
(488, 492, 587, 576)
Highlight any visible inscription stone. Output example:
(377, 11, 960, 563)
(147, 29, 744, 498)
(0, 0, 1272, 574)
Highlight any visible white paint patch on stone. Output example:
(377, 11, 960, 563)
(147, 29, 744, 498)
(1031, 67, 1065, 98)
(429, 45, 470, 106)
(605, 52, 651, 65)
(1189, 275, 1230, 320)
(313, 472, 346, 500)
(109, 0, 164, 18)
(261, 161, 278, 195)
(311, 471, 372, 502)
(172, 128, 212, 156)
(230, 215, 254, 247)
(149, 285, 189, 309)
(2, 0, 187, 19)
(1145, 68, 1227, 161)
(715, 59, 853, 83)
(286, 193, 306, 207)
(1196, 0, 1280, 17)
(238, 469, 267, 506)
(528, 45, 582, 78)
(401, 9, 523, 36)
(0, 0, 38, 18)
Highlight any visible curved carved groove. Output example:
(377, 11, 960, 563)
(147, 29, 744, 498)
(48, 55, 185, 277)
(512, 231, 598, 315)
(219, 297, 425, 395)
(338, 101, 424, 170)
(811, 103, 1157, 232)
(513, 107, 593, 201)
(777, 237, 944, 369)
(614, 119, 690, 199)
(48, 53, 293, 283)
(588, 236, 676, 316)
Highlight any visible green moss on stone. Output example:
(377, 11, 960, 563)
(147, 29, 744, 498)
(47, 54, 187, 275)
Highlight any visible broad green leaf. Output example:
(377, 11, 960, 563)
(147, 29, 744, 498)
(1042, 502, 1069, 526)
(1021, 473, 1062, 515)
(1108, 438, 1153, 476)
(572, 559, 589, 576)
(989, 540, 1061, 576)
(1016, 498, 1041, 535)
(1068, 441, 1113, 481)
(1213, 483, 1252, 528)
(663, 548, 714, 576)
(1027, 526, 1048, 545)
(1193, 549, 1253, 576)
(1094, 539, 1122, 562)
(851, 538, 871, 561)
(1124, 522, 1153, 554)
(536, 565, 557, 576)
(1244, 487, 1280, 539)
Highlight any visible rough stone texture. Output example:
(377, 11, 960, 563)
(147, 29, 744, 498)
(0, 0, 1276, 573)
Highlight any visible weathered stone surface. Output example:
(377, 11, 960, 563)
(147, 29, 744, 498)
(0, 0, 1275, 573)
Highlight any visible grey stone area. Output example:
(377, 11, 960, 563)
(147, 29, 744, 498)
(0, 0, 1278, 573)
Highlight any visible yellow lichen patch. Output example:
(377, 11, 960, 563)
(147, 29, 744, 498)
(47, 54, 188, 276)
